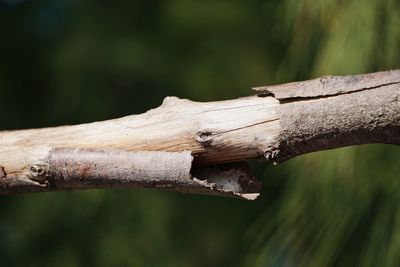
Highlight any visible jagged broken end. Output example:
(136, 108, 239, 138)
(191, 161, 262, 200)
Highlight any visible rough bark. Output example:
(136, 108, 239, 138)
(254, 70, 400, 161)
(0, 69, 399, 198)
(1, 149, 259, 200)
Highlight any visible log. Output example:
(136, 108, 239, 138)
(0, 69, 399, 198)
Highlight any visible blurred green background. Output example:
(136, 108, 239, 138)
(0, 0, 399, 266)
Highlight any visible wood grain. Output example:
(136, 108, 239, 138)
(0, 69, 399, 197)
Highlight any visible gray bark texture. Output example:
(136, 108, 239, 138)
(255, 70, 400, 162)
(0, 69, 399, 199)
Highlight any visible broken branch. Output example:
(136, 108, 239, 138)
(0, 69, 399, 198)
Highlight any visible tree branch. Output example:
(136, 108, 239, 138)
(254, 69, 400, 161)
(1, 69, 399, 198)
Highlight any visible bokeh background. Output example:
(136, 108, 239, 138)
(1, 0, 399, 266)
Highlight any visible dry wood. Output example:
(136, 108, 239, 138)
(0, 69, 399, 198)
(4, 148, 259, 200)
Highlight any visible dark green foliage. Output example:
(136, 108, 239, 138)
(0, 0, 399, 266)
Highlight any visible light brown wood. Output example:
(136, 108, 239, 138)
(0, 96, 280, 174)
(0, 69, 399, 198)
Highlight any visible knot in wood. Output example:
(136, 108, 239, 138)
(195, 131, 214, 147)
(29, 164, 48, 178)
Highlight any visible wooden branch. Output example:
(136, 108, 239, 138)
(254, 69, 400, 161)
(2, 149, 259, 200)
(1, 69, 399, 198)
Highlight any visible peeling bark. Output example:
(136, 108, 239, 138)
(0, 149, 260, 199)
(253, 69, 400, 100)
(255, 70, 400, 162)
(0, 69, 399, 198)
(274, 83, 400, 161)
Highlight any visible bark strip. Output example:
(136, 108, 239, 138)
(257, 70, 400, 162)
(0, 149, 261, 200)
(253, 69, 400, 100)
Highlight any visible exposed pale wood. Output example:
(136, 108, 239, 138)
(0, 69, 399, 197)
(0, 96, 280, 176)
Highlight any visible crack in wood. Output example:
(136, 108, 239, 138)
(277, 81, 400, 104)
(0, 166, 6, 179)
(195, 118, 280, 149)
(253, 69, 400, 101)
